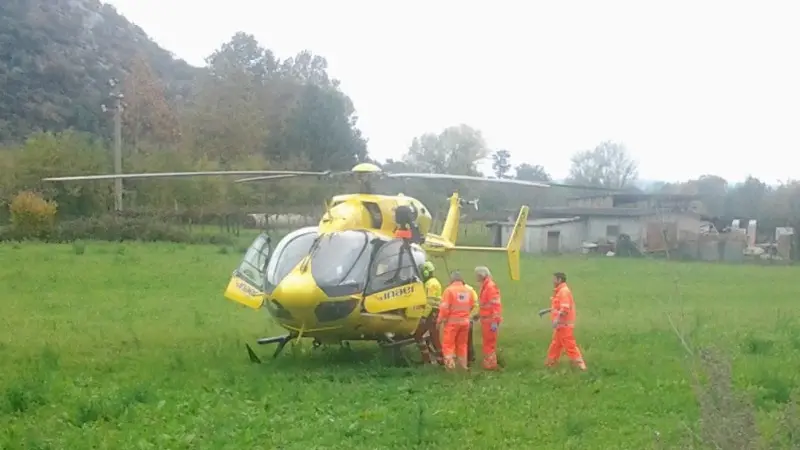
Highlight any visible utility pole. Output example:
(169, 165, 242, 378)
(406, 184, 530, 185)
(104, 78, 125, 212)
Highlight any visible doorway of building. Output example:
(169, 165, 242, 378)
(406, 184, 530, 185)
(546, 230, 561, 253)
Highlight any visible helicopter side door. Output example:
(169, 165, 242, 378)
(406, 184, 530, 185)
(224, 233, 271, 309)
(362, 239, 427, 314)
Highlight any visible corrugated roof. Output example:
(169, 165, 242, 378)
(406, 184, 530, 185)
(531, 207, 657, 217)
(567, 193, 702, 201)
(488, 207, 702, 225)
(485, 217, 583, 227)
(527, 217, 583, 227)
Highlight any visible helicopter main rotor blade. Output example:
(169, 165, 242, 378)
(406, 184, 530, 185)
(386, 172, 551, 188)
(537, 182, 624, 191)
(41, 170, 326, 182)
(236, 169, 388, 184)
(386, 172, 626, 191)
(235, 172, 331, 183)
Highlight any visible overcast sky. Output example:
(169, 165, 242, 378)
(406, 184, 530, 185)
(105, 0, 799, 184)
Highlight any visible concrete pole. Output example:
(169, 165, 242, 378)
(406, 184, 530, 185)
(113, 94, 123, 212)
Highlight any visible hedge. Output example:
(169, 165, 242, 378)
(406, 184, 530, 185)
(0, 215, 235, 245)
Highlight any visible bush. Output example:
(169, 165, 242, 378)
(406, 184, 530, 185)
(9, 191, 57, 239)
(72, 240, 86, 255)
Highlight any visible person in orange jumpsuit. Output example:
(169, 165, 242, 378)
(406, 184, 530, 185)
(436, 271, 476, 370)
(538, 272, 587, 371)
(475, 266, 502, 370)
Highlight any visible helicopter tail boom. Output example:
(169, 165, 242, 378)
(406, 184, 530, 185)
(452, 205, 529, 281)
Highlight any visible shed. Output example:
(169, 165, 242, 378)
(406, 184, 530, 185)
(487, 207, 705, 254)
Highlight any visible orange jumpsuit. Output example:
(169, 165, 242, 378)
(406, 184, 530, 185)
(478, 277, 503, 370)
(546, 282, 587, 370)
(436, 281, 475, 370)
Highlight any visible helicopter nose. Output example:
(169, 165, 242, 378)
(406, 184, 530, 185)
(270, 271, 327, 322)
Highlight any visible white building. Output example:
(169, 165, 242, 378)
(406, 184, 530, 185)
(487, 194, 707, 254)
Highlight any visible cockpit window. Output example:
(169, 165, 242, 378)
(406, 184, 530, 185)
(265, 227, 319, 290)
(310, 230, 371, 289)
(364, 239, 421, 296)
(237, 234, 270, 288)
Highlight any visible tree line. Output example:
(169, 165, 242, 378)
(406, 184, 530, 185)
(1, 32, 798, 236)
(0, 32, 368, 221)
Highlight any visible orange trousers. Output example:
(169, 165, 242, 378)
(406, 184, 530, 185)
(441, 322, 470, 369)
(546, 327, 586, 369)
(480, 319, 499, 369)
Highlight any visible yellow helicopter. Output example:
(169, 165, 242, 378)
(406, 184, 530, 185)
(43, 162, 606, 363)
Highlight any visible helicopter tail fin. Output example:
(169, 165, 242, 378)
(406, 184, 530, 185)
(504, 205, 529, 281)
(439, 193, 461, 245)
(450, 205, 528, 281)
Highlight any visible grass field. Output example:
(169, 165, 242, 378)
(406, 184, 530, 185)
(1, 241, 798, 449)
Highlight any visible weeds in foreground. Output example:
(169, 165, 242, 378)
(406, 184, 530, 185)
(662, 267, 798, 450)
(689, 347, 759, 449)
(666, 321, 798, 449)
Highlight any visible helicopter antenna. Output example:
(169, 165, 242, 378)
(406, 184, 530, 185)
(322, 199, 333, 221)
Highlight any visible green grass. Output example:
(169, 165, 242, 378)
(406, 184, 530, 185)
(0, 241, 798, 449)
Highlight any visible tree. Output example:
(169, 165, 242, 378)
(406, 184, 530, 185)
(205, 32, 277, 83)
(679, 175, 729, 217)
(567, 141, 638, 188)
(267, 82, 367, 171)
(122, 54, 180, 151)
(183, 70, 269, 165)
(491, 150, 512, 178)
(725, 176, 770, 219)
(767, 181, 800, 222)
(277, 50, 332, 87)
(404, 124, 489, 175)
(515, 163, 551, 182)
(182, 34, 274, 165)
(765, 180, 800, 257)
(382, 158, 413, 172)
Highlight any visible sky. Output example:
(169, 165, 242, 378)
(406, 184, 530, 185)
(105, 0, 800, 184)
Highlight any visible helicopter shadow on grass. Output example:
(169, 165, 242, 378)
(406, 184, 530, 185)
(246, 341, 425, 377)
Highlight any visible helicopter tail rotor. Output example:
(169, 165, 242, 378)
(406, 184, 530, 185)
(456, 197, 480, 212)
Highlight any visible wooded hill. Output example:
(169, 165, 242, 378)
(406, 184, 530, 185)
(0, 0, 372, 221)
(0, 0, 198, 142)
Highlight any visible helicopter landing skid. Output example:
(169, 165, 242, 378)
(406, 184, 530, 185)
(377, 336, 416, 367)
(379, 337, 416, 348)
(245, 334, 295, 364)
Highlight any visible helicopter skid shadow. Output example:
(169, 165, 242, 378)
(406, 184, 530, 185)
(247, 341, 419, 373)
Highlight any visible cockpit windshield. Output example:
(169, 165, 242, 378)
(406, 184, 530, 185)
(264, 227, 319, 291)
(309, 230, 372, 290)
